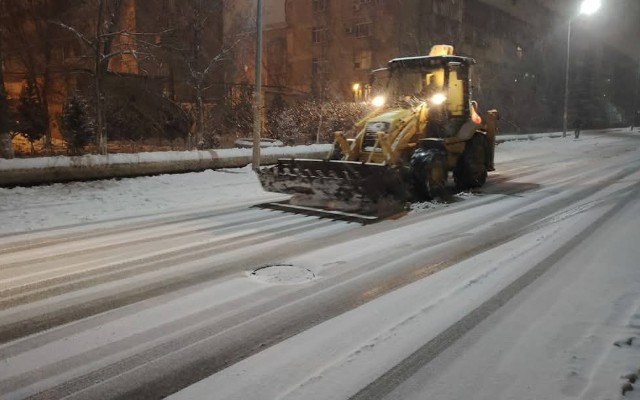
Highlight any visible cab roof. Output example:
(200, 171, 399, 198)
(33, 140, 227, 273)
(388, 55, 476, 70)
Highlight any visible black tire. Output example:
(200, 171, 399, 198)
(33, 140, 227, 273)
(454, 133, 488, 189)
(329, 142, 344, 160)
(410, 148, 447, 200)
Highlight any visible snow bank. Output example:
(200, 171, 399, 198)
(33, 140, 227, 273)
(0, 128, 629, 187)
(0, 144, 333, 187)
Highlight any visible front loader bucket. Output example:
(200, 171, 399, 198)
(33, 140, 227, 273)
(257, 159, 408, 218)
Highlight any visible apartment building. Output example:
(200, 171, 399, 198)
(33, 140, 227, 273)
(237, 0, 634, 129)
(2, 0, 635, 140)
(2, 0, 227, 140)
(231, 0, 558, 105)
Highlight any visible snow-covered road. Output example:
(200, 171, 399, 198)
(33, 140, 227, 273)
(1, 129, 640, 399)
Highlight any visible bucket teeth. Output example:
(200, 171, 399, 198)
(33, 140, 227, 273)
(257, 159, 408, 217)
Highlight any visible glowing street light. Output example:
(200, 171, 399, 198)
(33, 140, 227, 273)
(372, 95, 386, 108)
(563, 0, 601, 137)
(352, 83, 361, 102)
(580, 0, 602, 15)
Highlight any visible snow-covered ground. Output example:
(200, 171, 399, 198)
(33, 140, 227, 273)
(0, 130, 611, 235)
(169, 130, 640, 400)
(1, 129, 639, 400)
(0, 166, 283, 235)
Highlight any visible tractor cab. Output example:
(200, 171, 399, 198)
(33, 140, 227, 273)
(370, 46, 478, 139)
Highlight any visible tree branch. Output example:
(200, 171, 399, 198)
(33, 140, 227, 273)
(49, 20, 96, 50)
(100, 28, 173, 39)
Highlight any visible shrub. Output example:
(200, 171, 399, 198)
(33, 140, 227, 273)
(265, 99, 370, 144)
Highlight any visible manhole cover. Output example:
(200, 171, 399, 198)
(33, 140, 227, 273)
(250, 264, 315, 285)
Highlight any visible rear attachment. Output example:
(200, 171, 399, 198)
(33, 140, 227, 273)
(256, 159, 409, 221)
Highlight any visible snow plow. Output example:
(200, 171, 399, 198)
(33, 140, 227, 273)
(257, 45, 498, 222)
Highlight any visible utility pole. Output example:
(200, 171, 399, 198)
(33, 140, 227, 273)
(563, 0, 601, 137)
(95, 0, 106, 154)
(633, 53, 640, 131)
(252, 0, 263, 171)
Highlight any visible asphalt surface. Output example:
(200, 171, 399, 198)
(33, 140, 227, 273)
(1, 130, 639, 399)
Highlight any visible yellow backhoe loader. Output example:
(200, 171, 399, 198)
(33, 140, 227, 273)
(257, 45, 498, 222)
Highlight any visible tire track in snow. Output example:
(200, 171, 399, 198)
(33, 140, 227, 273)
(351, 184, 640, 400)
(0, 198, 285, 255)
(1, 135, 639, 399)
(0, 213, 357, 344)
(42, 160, 640, 399)
(0, 208, 282, 270)
(0, 209, 296, 299)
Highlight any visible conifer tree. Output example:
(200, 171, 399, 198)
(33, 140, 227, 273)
(60, 95, 95, 155)
(17, 80, 47, 154)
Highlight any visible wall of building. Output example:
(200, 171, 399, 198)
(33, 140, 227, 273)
(250, 0, 635, 130)
(276, 0, 399, 101)
(3, 0, 635, 145)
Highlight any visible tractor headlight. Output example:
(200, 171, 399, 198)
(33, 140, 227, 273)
(365, 121, 391, 134)
(430, 93, 447, 105)
(371, 95, 386, 108)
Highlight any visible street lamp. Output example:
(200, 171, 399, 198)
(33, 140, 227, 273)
(563, 0, 601, 137)
(352, 83, 361, 102)
(632, 49, 640, 131)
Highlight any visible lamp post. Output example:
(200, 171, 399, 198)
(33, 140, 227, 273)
(562, 0, 601, 137)
(252, 0, 264, 170)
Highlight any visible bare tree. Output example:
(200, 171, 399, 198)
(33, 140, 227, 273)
(3, 0, 74, 152)
(53, 0, 126, 154)
(159, 0, 240, 149)
(187, 1, 222, 148)
(53, 0, 165, 154)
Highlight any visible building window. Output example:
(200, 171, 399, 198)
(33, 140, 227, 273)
(313, 0, 327, 12)
(432, 0, 459, 18)
(516, 44, 524, 59)
(267, 38, 287, 85)
(312, 27, 326, 44)
(312, 58, 327, 76)
(353, 0, 373, 11)
(355, 22, 372, 38)
(354, 50, 372, 70)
